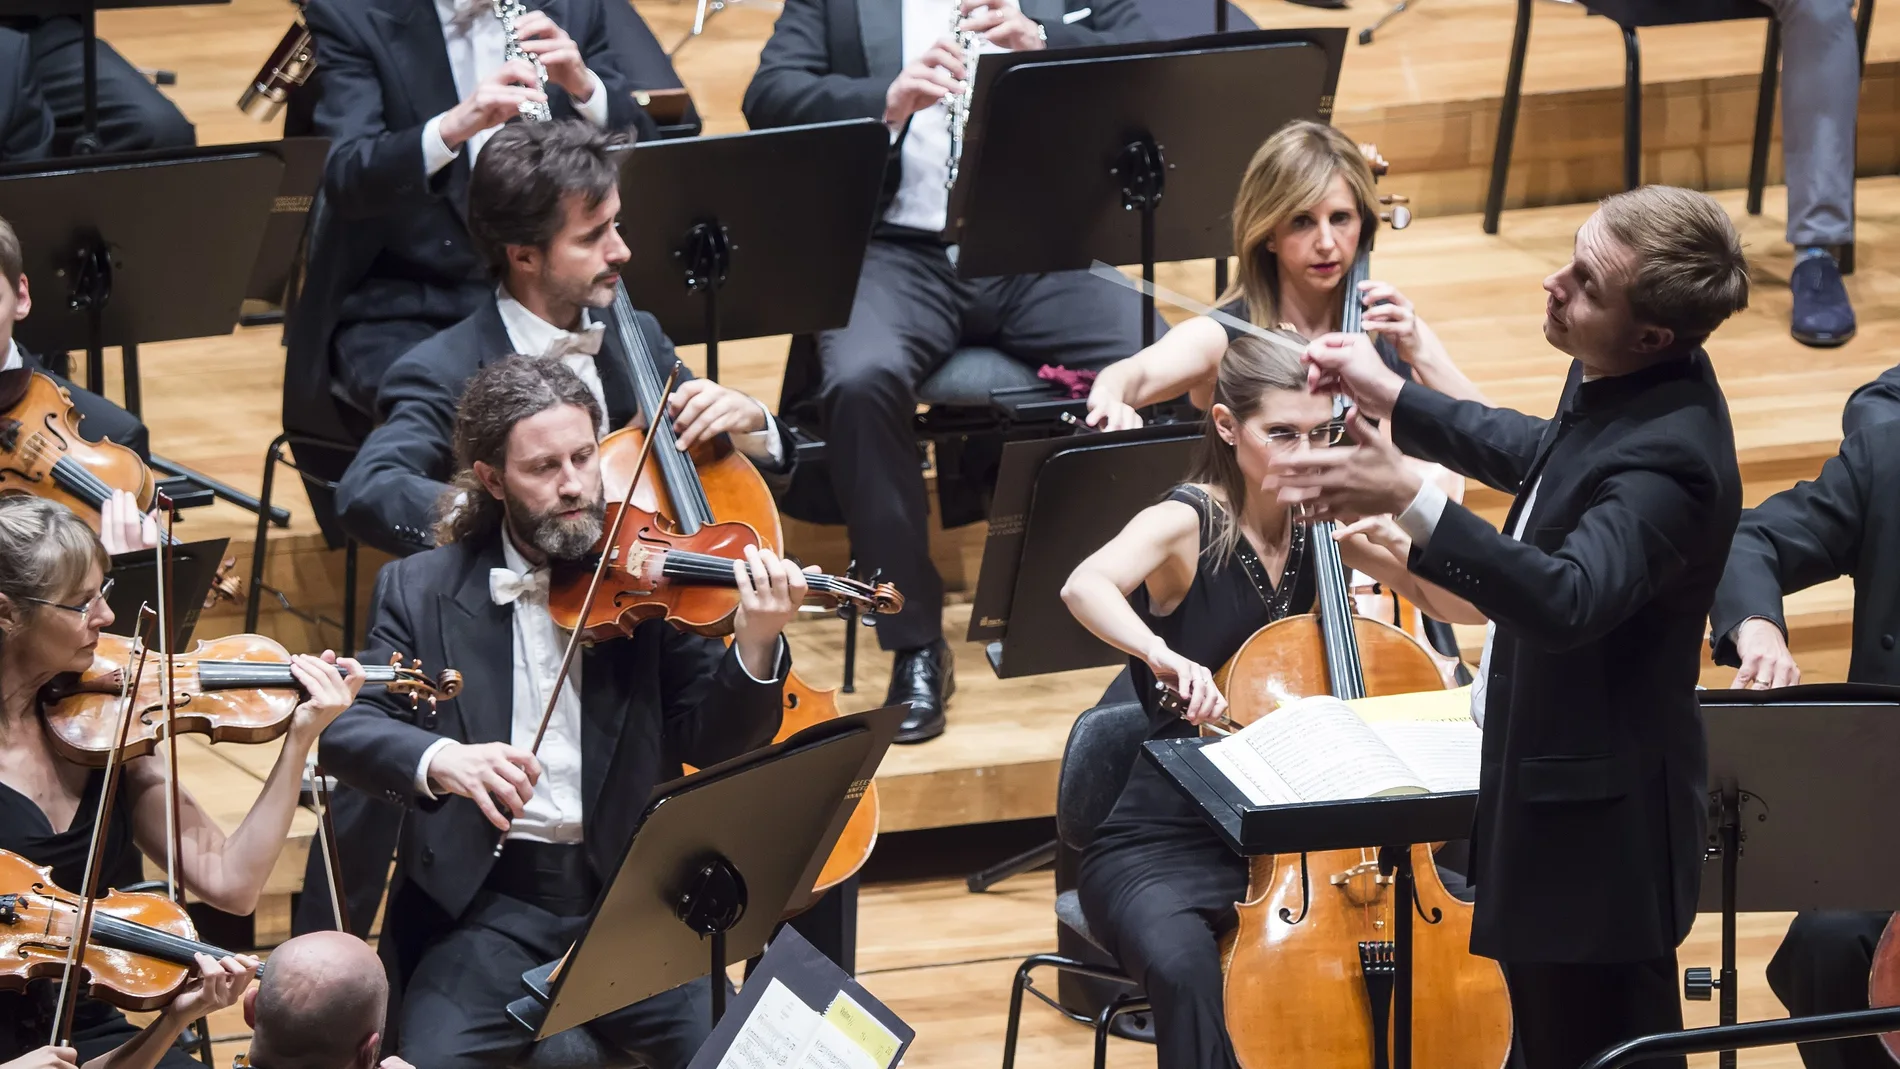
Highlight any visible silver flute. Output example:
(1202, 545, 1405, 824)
(494, 0, 553, 123)
(944, 5, 979, 191)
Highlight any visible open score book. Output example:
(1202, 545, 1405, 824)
(1200, 687, 1482, 807)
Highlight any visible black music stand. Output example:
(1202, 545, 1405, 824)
(507, 706, 906, 1039)
(1145, 735, 1479, 1069)
(613, 120, 886, 382)
(968, 424, 1201, 678)
(105, 538, 229, 649)
(1682, 685, 1900, 1069)
(0, 141, 315, 522)
(945, 29, 1346, 348)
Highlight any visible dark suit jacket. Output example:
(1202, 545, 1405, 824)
(1392, 352, 1742, 963)
(286, 0, 654, 444)
(1844, 364, 1900, 437)
(1710, 418, 1900, 686)
(741, 0, 1150, 212)
(333, 295, 796, 556)
(320, 532, 787, 922)
(0, 28, 51, 163)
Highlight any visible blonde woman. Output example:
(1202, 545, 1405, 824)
(1086, 120, 1485, 430)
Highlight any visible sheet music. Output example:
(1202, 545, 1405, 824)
(1203, 740, 1300, 806)
(1370, 720, 1482, 794)
(1207, 696, 1430, 803)
(715, 979, 889, 1069)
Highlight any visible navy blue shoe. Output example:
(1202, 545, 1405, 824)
(1791, 254, 1856, 348)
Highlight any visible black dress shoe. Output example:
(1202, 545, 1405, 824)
(887, 640, 955, 744)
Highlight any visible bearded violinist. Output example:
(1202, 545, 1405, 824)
(318, 357, 801, 1068)
(0, 496, 362, 1065)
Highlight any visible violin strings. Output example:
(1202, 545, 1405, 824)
(656, 551, 865, 600)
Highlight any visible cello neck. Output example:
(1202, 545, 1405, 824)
(1310, 519, 1366, 701)
(608, 283, 715, 534)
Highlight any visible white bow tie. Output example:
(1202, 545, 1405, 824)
(544, 323, 605, 360)
(489, 567, 549, 606)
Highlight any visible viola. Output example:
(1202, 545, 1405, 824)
(41, 632, 462, 766)
(0, 848, 254, 1012)
(548, 500, 900, 641)
(1866, 916, 1900, 1058)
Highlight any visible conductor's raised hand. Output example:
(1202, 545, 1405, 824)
(512, 10, 592, 100)
(884, 38, 965, 129)
(440, 61, 547, 149)
(958, 0, 1044, 51)
(1303, 332, 1403, 421)
(732, 544, 811, 679)
(1146, 639, 1226, 727)
(1268, 409, 1421, 523)
(427, 741, 543, 830)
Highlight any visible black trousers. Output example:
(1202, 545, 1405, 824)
(1767, 910, 1895, 1069)
(1502, 955, 1686, 1069)
(810, 233, 1153, 651)
(399, 890, 710, 1069)
(10, 16, 193, 155)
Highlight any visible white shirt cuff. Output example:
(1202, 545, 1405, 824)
(738, 635, 787, 685)
(421, 113, 460, 177)
(575, 69, 610, 128)
(413, 737, 457, 798)
(732, 402, 786, 467)
(1395, 478, 1449, 549)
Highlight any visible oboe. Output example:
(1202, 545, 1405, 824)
(944, 5, 979, 192)
(493, 0, 553, 123)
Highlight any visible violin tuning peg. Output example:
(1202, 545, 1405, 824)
(411, 658, 423, 672)
(1378, 193, 1410, 205)
(1381, 205, 1413, 231)
(387, 653, 403, 668)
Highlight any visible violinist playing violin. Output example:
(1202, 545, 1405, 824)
(318, 357, 802, 1069)
(0, 496, 364, 1066)
(1061, 334, 1480, 1069)
(1273, 185, 1749, 1069)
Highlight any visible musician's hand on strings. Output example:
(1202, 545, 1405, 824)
(165, 952, 261, 1022)
(884, 38, 965, 128)
(428, 742, 542, 829)
(1302, 332, 1403, 420)
(1084, 394, 1143, 432)
(667, 379, 768, 452)
(732, 545, 811, 679)
(512, 11, 592, 100)
(287, 651, 367, 744)
(1731, 617, 1801, 690)
(0, 1047, 78, 1069)
(959, 0, 1044, 51)
(1268, 409, 1420, 523)
(98, 489, 160, 555)
(1147, 640, 1226, 726)
(441, 62, 547, 149)
(1333, 514, 1412, 560)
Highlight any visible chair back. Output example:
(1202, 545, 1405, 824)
(1055, 701, 1152, 854)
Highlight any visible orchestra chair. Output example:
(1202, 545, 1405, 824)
(512, 1031, 640, 1068)
(244, 433, 362, 656)
(121, 879, 214, 1069)
(1484, 0, 1875, 271)
(999, 699, 1153, 1069)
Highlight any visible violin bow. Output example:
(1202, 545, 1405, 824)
(312, 764, 351, 933)
(49, 604, 160, 1045)
(490, 363, 681, 858)
(154, 493, 184, 907)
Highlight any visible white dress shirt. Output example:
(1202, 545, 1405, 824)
(420, 0, 611, 175)
(2, 339, 20, 372)
(884, 0, 1013, 233)
(493, 286, 786, 465)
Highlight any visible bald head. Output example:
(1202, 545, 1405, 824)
(247, 932, 388, 1069)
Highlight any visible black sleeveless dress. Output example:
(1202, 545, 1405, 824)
(0, 758, 196, 1068)
(1073, 485, 1316, 1069)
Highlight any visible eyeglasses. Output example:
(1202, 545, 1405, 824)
(22, 578, 114, 618)
(1245, 421, 1346, 452)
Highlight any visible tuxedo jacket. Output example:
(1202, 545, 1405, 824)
(1393, 353, 1741, 963)
(285, 0, 654, 443)
(1710, 418, 1900, 687)
(740, 0, 1151, 213)
(319, 533, 788, 923)
(0, 28, 51, 163)
(333, 296, 797, 556)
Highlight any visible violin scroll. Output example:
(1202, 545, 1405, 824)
(381, 653, 464, 708)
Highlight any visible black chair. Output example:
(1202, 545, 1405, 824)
(1484, 0, 1876, 263)
(244, 433, 362, 655)
(999, 700, 1154, 1069)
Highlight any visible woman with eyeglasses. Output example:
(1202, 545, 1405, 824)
(1060, 335, 1479, 1069)
(1085, 119, 1486, 431)
(0, 496, 367, 1068)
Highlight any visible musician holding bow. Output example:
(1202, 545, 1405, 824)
(0, 496, 362, 1065)
(318, 357, 803, 1068)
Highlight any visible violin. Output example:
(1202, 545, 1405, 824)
(1865, 917, 1900, 1058)
(0, 370, 158, 533)
(0, 848, 253, 1012)
(40, 632, 462, 766)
